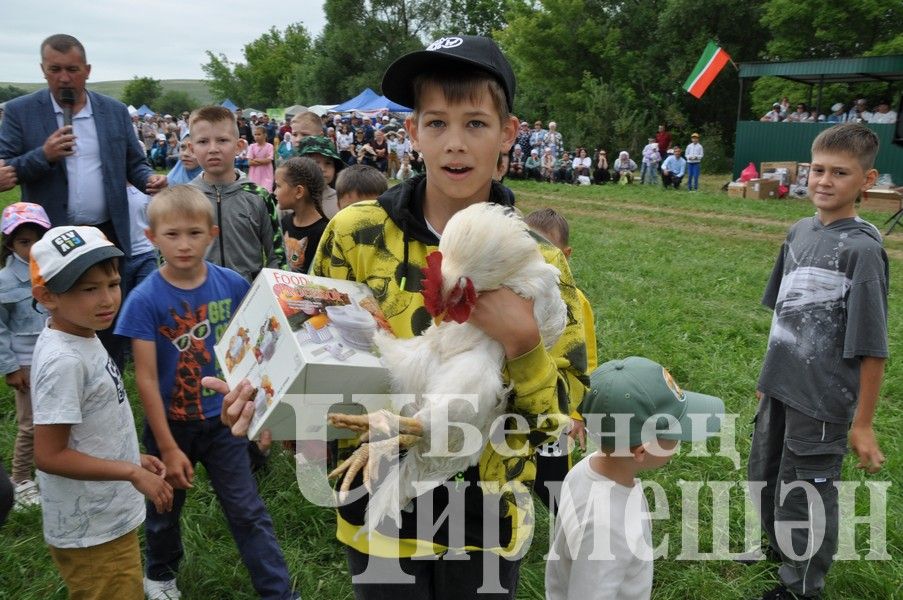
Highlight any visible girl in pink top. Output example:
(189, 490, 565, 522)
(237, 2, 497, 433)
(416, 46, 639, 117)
(248, 126, 275, 191)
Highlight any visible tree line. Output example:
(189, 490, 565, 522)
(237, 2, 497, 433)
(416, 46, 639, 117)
(200, 0, 903, 166)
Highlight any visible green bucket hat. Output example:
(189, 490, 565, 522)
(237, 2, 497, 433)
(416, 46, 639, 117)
(295, 135, 345, 172)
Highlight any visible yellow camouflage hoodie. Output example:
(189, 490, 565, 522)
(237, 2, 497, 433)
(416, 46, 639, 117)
(312, 174, 588, 558)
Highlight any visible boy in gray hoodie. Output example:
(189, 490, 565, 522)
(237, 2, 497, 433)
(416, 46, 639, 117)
(188, 106, 285, 282)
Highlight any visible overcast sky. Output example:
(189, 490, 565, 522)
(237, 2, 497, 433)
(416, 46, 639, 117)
(1, 0, 327, 82)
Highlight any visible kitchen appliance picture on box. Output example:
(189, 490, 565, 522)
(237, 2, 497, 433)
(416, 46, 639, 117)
(214, 269, 395, 440)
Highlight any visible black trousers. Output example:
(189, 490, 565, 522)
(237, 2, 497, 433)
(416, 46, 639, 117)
(346, 546, 521, 600)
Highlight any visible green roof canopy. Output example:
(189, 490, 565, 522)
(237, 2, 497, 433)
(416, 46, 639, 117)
(739, 55, 903, 84)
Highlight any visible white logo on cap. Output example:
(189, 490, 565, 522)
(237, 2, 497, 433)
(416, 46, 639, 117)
(427, 37, 464, 51)
(52, 230, 86, 256)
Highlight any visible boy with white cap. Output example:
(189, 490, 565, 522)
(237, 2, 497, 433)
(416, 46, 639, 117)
(546, 356, 724, 600)
(29, 225, 173, 599)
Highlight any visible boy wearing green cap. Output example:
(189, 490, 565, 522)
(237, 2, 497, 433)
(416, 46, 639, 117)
(545, 356, 724, 600)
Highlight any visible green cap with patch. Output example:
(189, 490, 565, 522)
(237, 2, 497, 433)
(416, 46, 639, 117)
(294, 135, 345, 173)
(579, 356, 724, 448)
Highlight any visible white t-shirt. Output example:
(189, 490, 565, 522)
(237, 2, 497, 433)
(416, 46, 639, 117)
(31, 326, 144, 549)
(545, 455, 653, 600)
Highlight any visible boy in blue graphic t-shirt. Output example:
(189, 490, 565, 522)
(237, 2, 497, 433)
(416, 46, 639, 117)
(116, 185, 297, 600)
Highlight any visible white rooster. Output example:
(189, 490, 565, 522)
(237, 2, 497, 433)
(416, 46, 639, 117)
(328, 202, 567, 530)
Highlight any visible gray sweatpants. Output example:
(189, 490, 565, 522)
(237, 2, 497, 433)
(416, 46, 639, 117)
(748, 395, 848, 598)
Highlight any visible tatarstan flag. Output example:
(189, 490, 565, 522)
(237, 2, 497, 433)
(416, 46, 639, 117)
(683, 41, 731, 99)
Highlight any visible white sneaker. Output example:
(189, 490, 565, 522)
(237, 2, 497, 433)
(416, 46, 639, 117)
(144, 577, 182, 600)
(13, 479, 40, 508)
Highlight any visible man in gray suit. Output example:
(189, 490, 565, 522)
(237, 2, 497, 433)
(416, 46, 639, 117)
(0, 33, 167, 253)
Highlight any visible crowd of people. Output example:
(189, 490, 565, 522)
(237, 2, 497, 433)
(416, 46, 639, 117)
(504, 121, 707, 191)
(759, 96, 898, 124)
(0, 31, 891, 600)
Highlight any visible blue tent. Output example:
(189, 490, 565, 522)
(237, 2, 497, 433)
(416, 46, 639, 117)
(332, 88, 381, 112)
(368, 95, 412, 113)
(221, 98, 238, 112)
(136, 104, 155, 117)
(332, 88, 412, 113)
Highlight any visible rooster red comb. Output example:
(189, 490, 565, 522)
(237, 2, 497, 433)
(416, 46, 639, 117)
(420, 250, 477, 324)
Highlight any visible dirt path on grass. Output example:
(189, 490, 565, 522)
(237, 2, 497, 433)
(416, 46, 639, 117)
(516, 190, 903, 262)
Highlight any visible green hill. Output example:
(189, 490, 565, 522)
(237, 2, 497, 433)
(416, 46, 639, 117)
(0, 79, 214, 106)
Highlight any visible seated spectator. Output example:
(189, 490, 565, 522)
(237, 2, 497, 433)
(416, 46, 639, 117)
(779, 96, 790, 119)
(554, 151, 573, 183)
(572, 148, 591, 183)
(869, 99, 898, 124)
(826, 103, 847, 123)
(592, 149, 611, 184)
(525, 148, 542, 181)
(760, 103, 783, 122)
(508, 146, 525, 179)
(847, 98, 872, 123)
(661, 146, 687, 189)
(785, 102, 812, 122)
(541, 146, 556, 182)
(612, 151, 637, 184)
(164, 135, 180, 169)
(396, 154, 415, 183)
(369, 130, 389, 174)
(149, 134, 168, 169)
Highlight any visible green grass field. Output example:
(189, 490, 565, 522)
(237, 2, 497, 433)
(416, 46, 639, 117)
(1, 79, 214, 106)
(0, 176, 900, 599)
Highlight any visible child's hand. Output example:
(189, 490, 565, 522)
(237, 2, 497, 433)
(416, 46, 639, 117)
(140, 454, 167, 479)
(206, 376, 256, 437)
(850, 425, 884, 474)
(568, 418, 586, 451)
(5, 368, 29, 392)
(161, 447, 194, 489)
(468, 287, 540, 359)
(131, 463, 174, 513)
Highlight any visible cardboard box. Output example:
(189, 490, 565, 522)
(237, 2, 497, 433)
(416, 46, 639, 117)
(747, 178, 780, 199)
(861, 188, 903, 213)
(727, 182, 747, 198)
(760, 161, 798, 185)
(214, 269, 393, 440)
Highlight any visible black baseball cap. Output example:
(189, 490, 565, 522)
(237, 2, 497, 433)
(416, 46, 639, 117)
(381, 35, 516, 112)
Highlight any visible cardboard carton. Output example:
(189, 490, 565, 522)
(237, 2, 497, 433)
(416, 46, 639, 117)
(727, 182, 747, 198)
(760, 161, 798, 185)
(861, 188, 903, 213)
(214, 269, 393, 440)
(747, 178, 780, 199)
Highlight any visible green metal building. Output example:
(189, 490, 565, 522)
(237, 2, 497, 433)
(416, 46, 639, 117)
(733, 55, 903, 183)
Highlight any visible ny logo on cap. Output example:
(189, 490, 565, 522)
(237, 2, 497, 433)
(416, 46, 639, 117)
(52, 230, 86, 256)
(427, 37, 463, 51)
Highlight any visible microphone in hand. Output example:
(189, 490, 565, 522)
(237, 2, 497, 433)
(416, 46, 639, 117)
(60, 87, 76, 127)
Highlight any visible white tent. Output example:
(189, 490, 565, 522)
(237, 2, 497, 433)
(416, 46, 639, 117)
(307, 104, 337, 116)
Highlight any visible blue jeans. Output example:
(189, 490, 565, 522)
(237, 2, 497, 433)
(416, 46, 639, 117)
(687, 162, 701, 190)
(143, 420, 296, 599)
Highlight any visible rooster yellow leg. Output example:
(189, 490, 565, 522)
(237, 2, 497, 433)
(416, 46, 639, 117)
(328, 433, 423, 500)
(328, 410, 424, 437)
